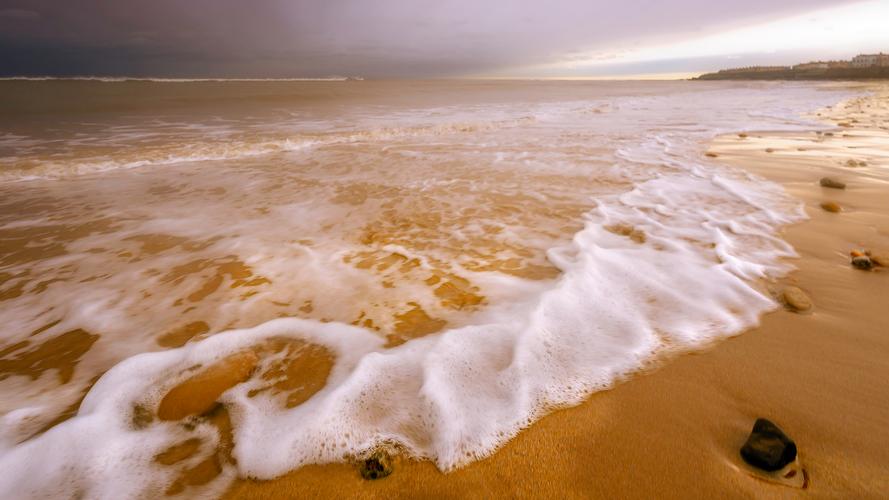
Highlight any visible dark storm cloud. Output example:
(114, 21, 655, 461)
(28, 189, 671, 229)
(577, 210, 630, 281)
(0, 0, 867, 77)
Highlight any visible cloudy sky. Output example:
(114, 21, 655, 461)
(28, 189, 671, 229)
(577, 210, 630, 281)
(1, 0, 888, 78)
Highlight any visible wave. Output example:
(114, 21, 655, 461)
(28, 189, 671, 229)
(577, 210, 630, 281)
(0, 116, 537, 182)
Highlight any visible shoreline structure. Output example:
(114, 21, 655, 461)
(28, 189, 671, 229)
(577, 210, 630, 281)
(227, 83, 889, 498)
(696, 52, 889, 80)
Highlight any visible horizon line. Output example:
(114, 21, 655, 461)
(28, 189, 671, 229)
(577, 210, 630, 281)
(0, 73, 704, 82)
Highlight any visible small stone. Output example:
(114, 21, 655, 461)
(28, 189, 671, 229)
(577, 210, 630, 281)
(738, 133, 748, 138)
(705, 152, 719, 158)
(851, 256, 874, 270)
(359, 450, 393, 480)
(782, 287, 812, 312)
(765, 148, 775, 153)
(870, 252, 889, 267)
(858, 161, 868, 167)
(846, 159, 859, 167)
(819, 177, 846, 189)
(825, 132, 834, 137)
(740, 418, 797, 472)
(820, 201, 841, 213)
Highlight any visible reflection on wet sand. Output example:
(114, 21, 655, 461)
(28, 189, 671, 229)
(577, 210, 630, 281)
(0, 328, 98, 384)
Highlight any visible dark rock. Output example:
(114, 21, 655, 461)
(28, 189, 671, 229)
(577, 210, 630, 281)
(740, 418, 797, 472)
(852, 256, 874, 270)
(360, 450, 393, 480)
(819, 177, 846, 189)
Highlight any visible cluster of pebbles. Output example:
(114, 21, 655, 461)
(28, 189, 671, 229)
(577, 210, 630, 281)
(747, 115, 888, 491)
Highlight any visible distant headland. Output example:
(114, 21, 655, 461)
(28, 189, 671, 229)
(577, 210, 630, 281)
(696, 53, 889, 80)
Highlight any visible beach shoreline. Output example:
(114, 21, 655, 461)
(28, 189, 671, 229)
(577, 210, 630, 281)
(226, 83, 889, 499)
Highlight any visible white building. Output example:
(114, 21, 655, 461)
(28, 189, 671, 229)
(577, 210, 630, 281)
(851, 53, 889, 68)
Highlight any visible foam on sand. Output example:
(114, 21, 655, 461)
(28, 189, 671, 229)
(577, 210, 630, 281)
(0, 148, 810, 496)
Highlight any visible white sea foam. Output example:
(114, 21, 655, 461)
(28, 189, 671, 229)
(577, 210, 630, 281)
(0, 81, 858, 498)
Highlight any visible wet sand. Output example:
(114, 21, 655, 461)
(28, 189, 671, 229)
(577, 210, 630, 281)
(226, 85, 889, 499)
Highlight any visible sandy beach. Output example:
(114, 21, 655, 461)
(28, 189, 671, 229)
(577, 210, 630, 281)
(1, 80, 887, 499)
(226, 84, 889, 499)
(5, 1, 889, 498)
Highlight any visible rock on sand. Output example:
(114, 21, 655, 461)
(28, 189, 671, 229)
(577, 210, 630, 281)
(820, 201, 841, 213)
(740, 418, 797, 472)
(870, 252, 889, 267)
(819, 177, 846, 189)
(851, 255, 874, 271)
(781, 287, 812, 312)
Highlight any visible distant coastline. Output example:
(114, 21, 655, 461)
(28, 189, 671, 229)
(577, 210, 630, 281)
(696, 52, 889, 80)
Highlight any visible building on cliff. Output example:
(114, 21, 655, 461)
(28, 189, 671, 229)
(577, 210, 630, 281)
(852, 53, 889, 68)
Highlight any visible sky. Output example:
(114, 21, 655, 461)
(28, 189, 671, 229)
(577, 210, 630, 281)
(1, 0, 888, 78)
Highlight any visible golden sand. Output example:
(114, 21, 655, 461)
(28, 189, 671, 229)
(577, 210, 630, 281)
(224, 85, 889, 499)
(2, 82, 887, 498)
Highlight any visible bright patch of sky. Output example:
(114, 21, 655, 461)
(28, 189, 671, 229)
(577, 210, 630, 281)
(511, 0, 889, 78)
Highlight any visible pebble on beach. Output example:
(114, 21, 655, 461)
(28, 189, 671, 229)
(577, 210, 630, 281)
(870, 252, 889, 267)
(765, 148, 775, 153)
(850, 250, 888, 269)
(740, 418, 798, 472)
(781, 286, 812, 313)
(820, 201, 841, 213)
(705, 152, 719, 158)
(851, 254, 874, 271)
(819, 177, 846, 189)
